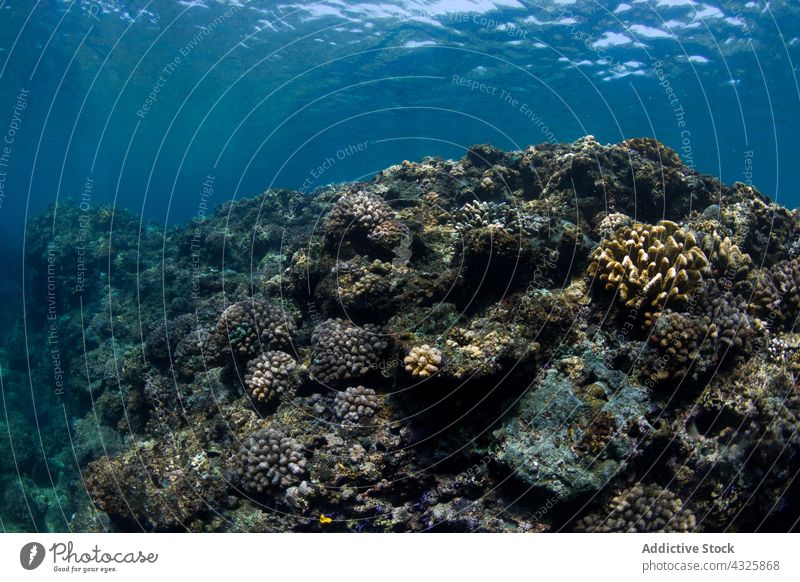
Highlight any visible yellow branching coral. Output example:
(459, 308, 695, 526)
(404, 345, 443, 378)
(588, 220, 710, 310)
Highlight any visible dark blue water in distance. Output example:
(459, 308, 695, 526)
(0, 0, 799, 532)
(0, 0, 798, 242)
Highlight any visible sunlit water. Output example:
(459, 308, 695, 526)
(1, 0, 798, 233)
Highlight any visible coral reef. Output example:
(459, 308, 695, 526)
(10, 137, 800, 533)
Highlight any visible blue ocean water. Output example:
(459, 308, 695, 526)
(0, 0, 799, 532)
(0, 0, 798, 238)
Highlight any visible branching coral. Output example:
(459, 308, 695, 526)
(589, 220, 711, 310)
(453, 201, 508, 234)
(644, 311, 716, 384)
(324, 190, 395, 241)
(700, 230, 752, 280)
(310, 318, 388, 385)
(404, 344, 443, 378)
(453, 200, 543, 238)
(238, 428, 307, 493)
(244, 351, 300, 404)
(752, 257, 800, 326)
(368, 218, 409, 251)
(574, 483, 696, 532)
(702, 284, 754, 351)
(333, 386, 379, 423)
(212, 299, 296, 361)
(643, 284, 753, 384)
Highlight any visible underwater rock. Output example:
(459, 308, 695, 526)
(11, 137, 800, 532)
(494, 349, 652, 500)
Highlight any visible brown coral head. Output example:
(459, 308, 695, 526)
(589, 220, 710, 310)
(404, 344, 443, 378)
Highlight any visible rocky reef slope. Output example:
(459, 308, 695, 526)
(7, 136, 800, 532)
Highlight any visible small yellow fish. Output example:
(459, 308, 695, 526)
(319, 514, 332, 525)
